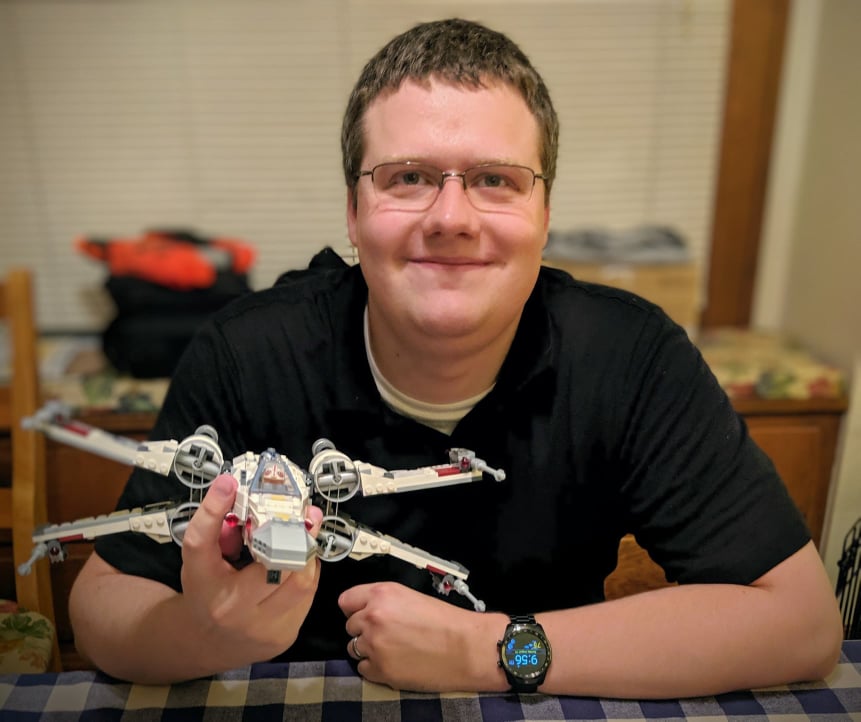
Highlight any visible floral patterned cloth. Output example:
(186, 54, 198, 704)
(0, 599, 55, 673)
(698, 329, 846, 401)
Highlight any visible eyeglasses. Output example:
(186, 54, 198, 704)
(355, 161, 547, 212)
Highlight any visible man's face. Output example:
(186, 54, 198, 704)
(347, 77, 550, 346)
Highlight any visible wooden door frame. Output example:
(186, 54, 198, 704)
(703, 0, 790, 328)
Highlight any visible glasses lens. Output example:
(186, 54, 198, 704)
(371, 163, 440, 208)
(464, 165, 536, 209)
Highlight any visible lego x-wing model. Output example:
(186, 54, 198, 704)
(17, 402, 505, 611)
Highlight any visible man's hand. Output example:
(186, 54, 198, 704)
(339, 581, 503, 692)
(69, 471, 326, 683)
(178, 472, 324, 664)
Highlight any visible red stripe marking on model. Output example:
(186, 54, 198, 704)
(435, 466, 462, 477)
(61, 421, 91, 436)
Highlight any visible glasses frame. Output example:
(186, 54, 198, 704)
(355, 161, 547, 211)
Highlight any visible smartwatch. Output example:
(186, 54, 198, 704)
(497, 614, 552, 692)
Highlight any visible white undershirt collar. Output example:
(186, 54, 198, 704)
(363, 306, 494, 435)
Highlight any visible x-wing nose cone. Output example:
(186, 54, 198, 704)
(249, 519, 316, 572)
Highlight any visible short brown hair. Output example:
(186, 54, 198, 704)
(341, 18, 559, 203)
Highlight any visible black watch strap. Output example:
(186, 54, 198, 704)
(510, 613, 536, 625)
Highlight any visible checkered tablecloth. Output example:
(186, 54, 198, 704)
(2, 642, 860, 721)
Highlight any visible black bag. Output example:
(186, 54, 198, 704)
(102, 272, 251, 378)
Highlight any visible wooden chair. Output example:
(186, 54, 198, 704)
(837, 517, 861, 639)
(0, 268, 60, 672)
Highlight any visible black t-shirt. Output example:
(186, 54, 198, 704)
(94, 252, 810, 661)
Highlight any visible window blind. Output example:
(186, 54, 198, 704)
(0, 0, 730, 331)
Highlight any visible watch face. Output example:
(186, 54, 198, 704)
(501, 629, 550, 680)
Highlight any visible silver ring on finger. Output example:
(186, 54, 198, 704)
(351, 634, 366, 660)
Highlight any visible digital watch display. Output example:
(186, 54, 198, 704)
(497, 614, 552, 692)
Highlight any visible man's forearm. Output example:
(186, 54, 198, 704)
(68, 550, 312, 684)
(538, 581, 837, 698)
(70, 567, 245, 683)
(466, 543, 842, 699)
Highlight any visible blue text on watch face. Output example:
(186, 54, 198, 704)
(504, 631, 547, 672)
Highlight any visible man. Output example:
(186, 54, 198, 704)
(69, 18, 842, 696)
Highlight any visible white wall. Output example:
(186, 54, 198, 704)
(0, 0, 729, 332)
(754, 0, 861, 582)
